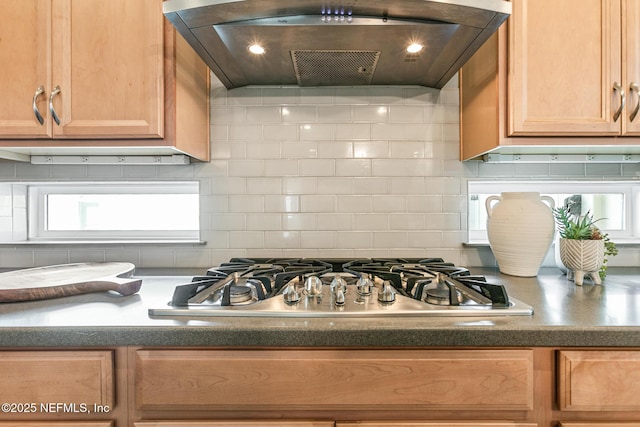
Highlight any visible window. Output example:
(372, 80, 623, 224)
(468, 181, 636, 244)
(0, 181, 200, 243)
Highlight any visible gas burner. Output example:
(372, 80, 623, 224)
(151, 258, 533, 318)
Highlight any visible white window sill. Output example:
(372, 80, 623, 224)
(0, 240, 207, 245)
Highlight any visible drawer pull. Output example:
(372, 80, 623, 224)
(49, 85, 61, 125)
(630, 82, 640, 123)
(32, 85, 45, 125)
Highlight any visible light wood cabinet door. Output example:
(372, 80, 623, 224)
(509, 0, 622, 135)
(135, 422, 333, 427)
(0, 0, 52, 138)
(558, 350, 640, 411)
(625, 0, 640, 135)
(51, 0, 163, 138)
(0, 423, 113, 427)
(338, 423, 537, 427)
(135, 349, 534, 412)
(0, 0, 163, 139)
(0, 350, 114, 406)
(559, 424, 640, 427)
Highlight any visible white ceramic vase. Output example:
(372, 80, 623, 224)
(559, 238, 605, 286)
(486, 192, 555, 277)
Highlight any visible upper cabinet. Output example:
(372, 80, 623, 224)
(0, 0, 209, 161)
(460, 0, 640, 160)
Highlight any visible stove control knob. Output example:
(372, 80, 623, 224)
(377, 281, 396, 304)
(304, 275, 323, 296)
(330, 276, 347, 294)
(283, 282, 301, 304)
(334, 288, 346, 306)
(356, 274, 373, 296)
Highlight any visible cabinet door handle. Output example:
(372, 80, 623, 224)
(49, 85, 61, 126)
(613, 82, 626, 122)
(630, 83, 640, 123)
(32, 85, 45, 125)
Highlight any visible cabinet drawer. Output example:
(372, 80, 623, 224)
(0, 351, 114, 407)
(559, 424, 640, 427)
(338, 424, 537, 427)
(136, 422, 332, 427)
(558, 350, 640, 410)
(0, 424, 113, 427)
(136, 349, 533, 411)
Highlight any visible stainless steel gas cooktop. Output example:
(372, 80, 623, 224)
(148, 258, 533, 318)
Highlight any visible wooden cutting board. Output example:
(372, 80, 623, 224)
(0, 262, 142, 302)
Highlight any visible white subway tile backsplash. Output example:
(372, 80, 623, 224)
(264, 231, 300, 248)
(300, 231, 334, 248)
(264, 160, 299, 176)
(282, 142, 318, 158)
(228, 195, 264, 213)
(264, 195, 300, 213)
(281, 106, 318, 123)
(5, 73, 634, 269)
(299, 123, 335, 141)
(300, 195, 336, 212)
(283, 213, 317, 230)
(317, 177, 353, 194)
(299, 159, 336, 176)
(246, 142, 282, 159)
(336, 231, 372, 248)
(317, 213, 352, 230)
(335, 159, 372, 176)
(262, 124, 299, 141)
(247, 213, 281, 230)
(390, 141, 426, 158)
(353, 213, 389, 230)
(371, 195, 406, 213)
(317, 141, 353, 159)
(282, 177, 318, 194)
(229, 231, 264, 248)
(245, 106, 280, 123)
(353, 141, 389, 158)
(246, 177, 282, 194)
(228, 124, 263, 141)
(228, 160, 265, 176)
(388, 106, 425, 123)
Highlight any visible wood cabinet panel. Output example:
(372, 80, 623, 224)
(135, 422, 333, 427)
(51, 0, 163, 138)
(0, 350, 114, 407)
(559, 424, 640, 427)
(0, 423, 113, 427)
(558, 350, 640, 411)
(135, 349, 534, 412)
(338, 423, 537, 427)
(459, 0, 640, 160)
(0, 0, 51, 138)
(509, 0, 621, 135)
(624, 0, 640, 135)
(0, 0, 209, 161)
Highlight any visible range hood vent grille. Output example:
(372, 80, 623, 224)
(292, 50, 381, 86)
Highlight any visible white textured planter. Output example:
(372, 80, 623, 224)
(559, 238, 605, 286)
(486, 192, 555, 277)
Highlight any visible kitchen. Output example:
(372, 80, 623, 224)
(2, 0, 640, 426)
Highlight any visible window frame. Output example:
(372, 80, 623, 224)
(5, 181, 201, 243)
(467, 180, 635, 244)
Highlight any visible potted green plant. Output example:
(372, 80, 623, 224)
(553, 206, 618, 286)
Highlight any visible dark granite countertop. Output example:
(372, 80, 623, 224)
(1, 267, 640, 348)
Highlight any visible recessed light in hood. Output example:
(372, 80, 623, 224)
(163, 0, 511, 89)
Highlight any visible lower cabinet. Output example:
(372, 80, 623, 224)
(337, 424, 537, 427)
(6, 347, 640, 426)
(135, 423, 333, 427)
(0, 350, 124, 426)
